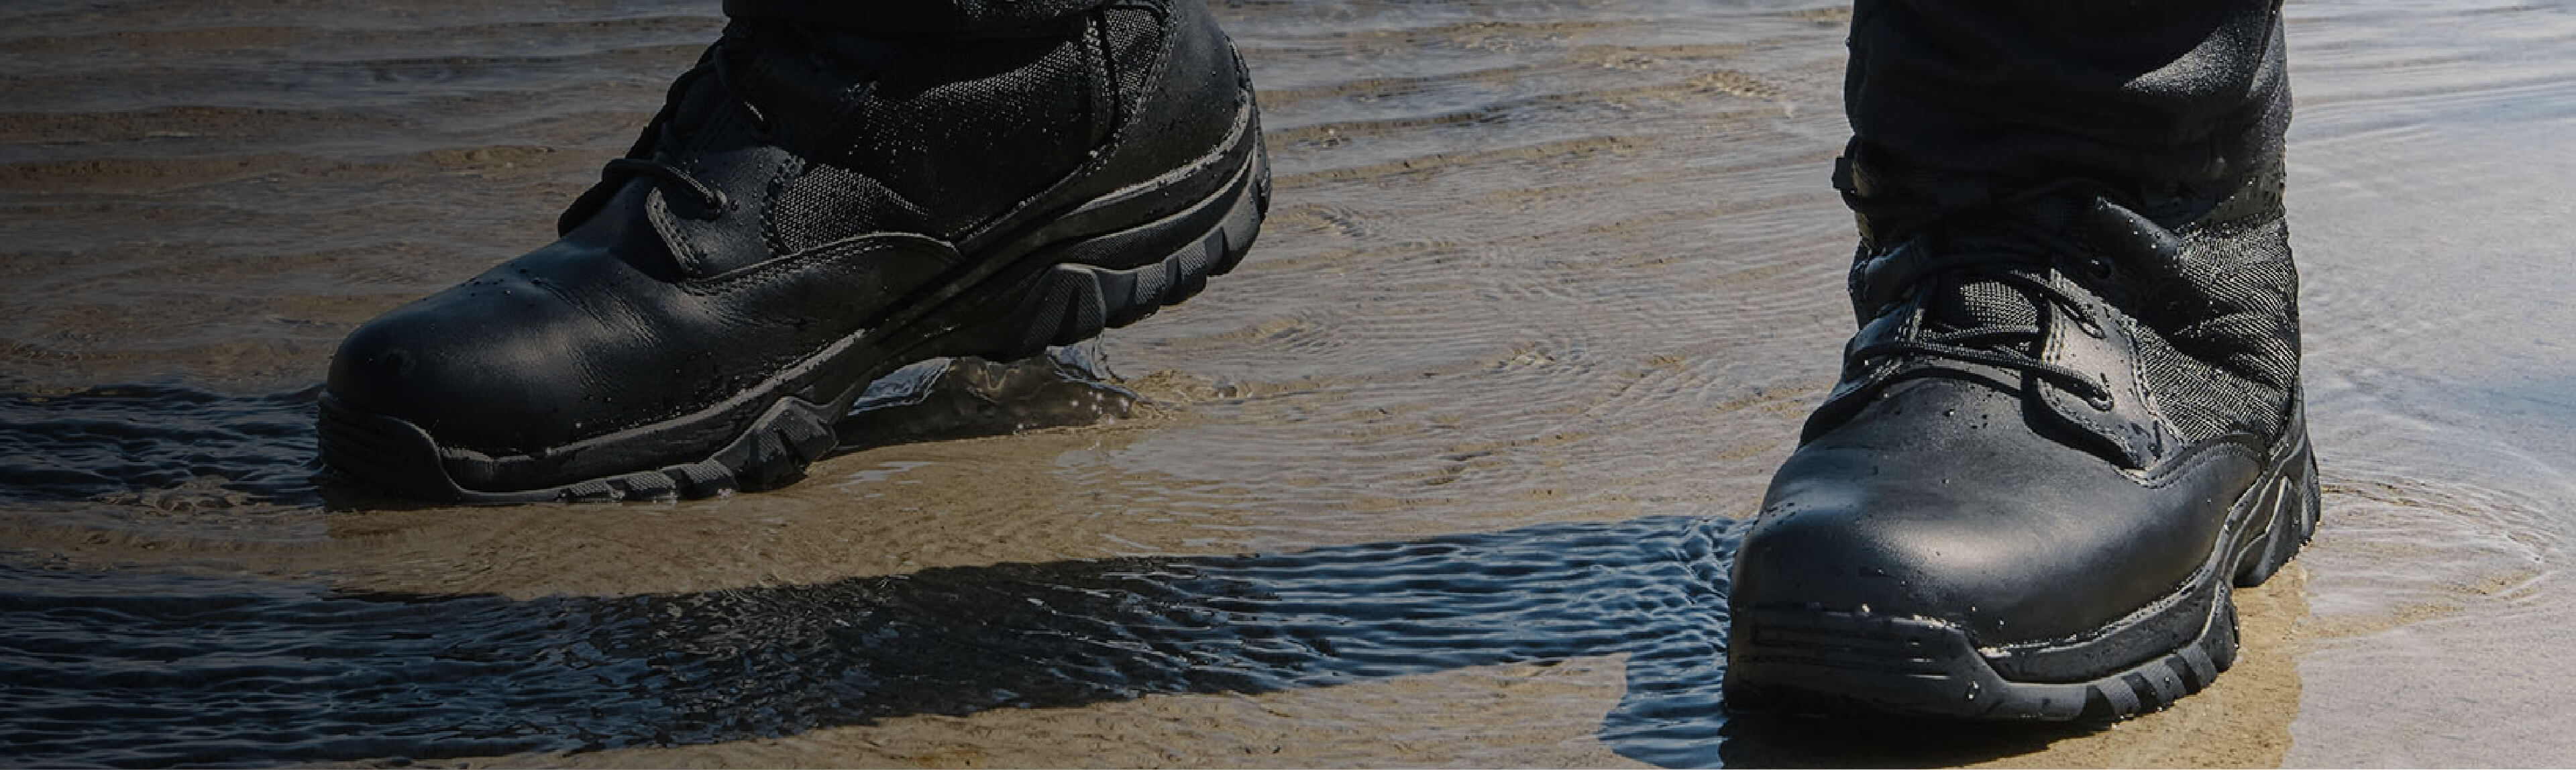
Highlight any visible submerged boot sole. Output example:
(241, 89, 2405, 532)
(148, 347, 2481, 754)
(319, 107, 1269, 504)
(1722, 406, 2321, 720)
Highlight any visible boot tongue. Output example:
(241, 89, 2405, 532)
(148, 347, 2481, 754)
(1923, 276, 2040, 344)
(1909, 195, 2082, 354)
(1915, 227, 2045, 358)
(657, 24, 894, 150)
(653, 32, 762, 146)
(672, 70, 736, 137)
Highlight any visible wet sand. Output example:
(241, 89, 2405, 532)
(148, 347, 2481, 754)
(7, 0, 2576, 767)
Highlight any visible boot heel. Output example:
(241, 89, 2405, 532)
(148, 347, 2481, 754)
(985, 144, 1268, 361)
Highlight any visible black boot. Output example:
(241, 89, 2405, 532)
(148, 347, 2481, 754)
(320, 0, 1267, 502)
(1723, 0, 2317, 720)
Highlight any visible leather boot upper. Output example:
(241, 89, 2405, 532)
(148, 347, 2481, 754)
(1735, 13, 2303, 649)
(327, 1, 1249, 456)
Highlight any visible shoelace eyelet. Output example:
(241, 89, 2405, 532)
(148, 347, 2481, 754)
(693, 190, 732, 220)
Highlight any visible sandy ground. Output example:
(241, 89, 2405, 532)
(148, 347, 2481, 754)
(12, 0, 2576, 767)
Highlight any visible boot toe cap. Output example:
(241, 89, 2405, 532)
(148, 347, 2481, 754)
(1731, 408, 2257, 645)
(1731, 491, 2042, 641)
(326, 284, 593, 455)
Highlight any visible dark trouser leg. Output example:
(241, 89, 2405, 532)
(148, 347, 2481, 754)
(1840, 0, 2290, 238)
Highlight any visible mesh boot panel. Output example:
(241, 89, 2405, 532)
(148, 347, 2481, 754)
(2131, 217, 2300, 443)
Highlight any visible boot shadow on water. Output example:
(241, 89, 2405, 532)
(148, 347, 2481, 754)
(5, 368, 2104, 769)
(0, 524, 2114, 768)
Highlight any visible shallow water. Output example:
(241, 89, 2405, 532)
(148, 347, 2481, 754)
(2275, 1, 2576, 765)
(1, 0, 2573, 767)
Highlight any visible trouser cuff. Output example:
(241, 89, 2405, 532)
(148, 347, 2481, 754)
(1843, 0, 2288, 205)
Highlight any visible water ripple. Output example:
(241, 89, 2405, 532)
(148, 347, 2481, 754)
(0, 385, 323, 509)
(0, 516, 1739, 768)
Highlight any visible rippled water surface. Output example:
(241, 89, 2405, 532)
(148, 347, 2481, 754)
(4, 0, 2575, 767)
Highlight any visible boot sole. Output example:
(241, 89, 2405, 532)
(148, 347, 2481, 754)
(1721, 405, 2321, 720)
(318, 106, 1269, 504)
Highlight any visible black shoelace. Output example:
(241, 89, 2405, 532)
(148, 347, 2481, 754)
(1847, 205, 2122, 408)
(559, 40, 774, 227)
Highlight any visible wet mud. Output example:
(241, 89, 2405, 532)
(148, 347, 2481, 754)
(4, 0, 2575, 767)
